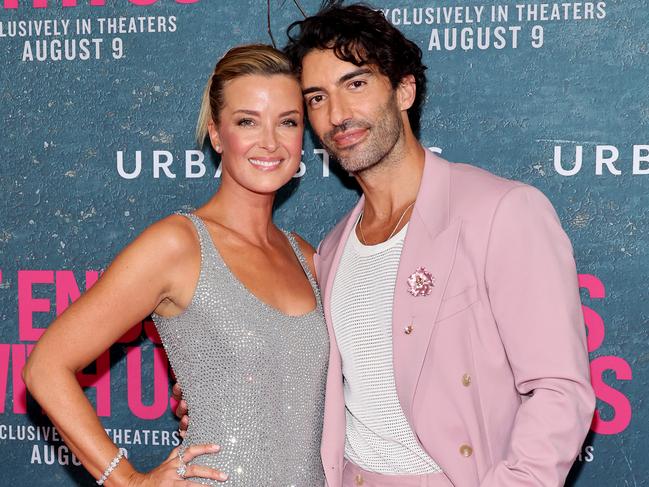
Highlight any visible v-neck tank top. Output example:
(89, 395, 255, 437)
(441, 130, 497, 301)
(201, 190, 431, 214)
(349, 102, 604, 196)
(152, 213, 329, 486)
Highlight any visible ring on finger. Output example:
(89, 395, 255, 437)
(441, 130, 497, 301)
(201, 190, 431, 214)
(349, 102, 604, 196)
(176, 445, 187, 479)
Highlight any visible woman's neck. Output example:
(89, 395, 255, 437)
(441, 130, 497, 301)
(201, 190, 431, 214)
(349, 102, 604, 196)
(200, 175, 277, 246)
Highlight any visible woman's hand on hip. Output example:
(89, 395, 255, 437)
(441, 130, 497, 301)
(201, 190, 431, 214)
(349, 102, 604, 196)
(127, 444, 227, 486)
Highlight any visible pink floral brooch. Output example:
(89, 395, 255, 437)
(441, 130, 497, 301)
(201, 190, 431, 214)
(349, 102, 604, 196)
(407, 267, 435, 297)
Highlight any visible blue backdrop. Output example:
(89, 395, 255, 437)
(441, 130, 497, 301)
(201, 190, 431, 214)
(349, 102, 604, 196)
(1, 0, 646, 485)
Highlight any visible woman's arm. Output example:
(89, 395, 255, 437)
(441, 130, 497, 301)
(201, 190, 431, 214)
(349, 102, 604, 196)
(23, 216, 226, 486)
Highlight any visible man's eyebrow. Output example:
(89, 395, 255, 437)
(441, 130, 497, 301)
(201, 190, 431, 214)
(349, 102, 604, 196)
(338, 68, 373, 84)
(302, 86, 323, 96)
(302, 68, 373, 96)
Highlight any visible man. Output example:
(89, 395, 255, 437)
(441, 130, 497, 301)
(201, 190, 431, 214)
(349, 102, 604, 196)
(178, 3, 595, 486)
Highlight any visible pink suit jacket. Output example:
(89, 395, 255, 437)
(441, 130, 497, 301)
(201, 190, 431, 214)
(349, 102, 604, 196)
(313, 150, 595, 487)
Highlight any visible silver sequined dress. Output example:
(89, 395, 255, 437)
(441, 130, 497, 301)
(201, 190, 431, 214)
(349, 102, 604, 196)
(152, 214, 328, 486)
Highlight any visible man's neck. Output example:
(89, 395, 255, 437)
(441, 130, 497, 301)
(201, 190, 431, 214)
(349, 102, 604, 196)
(355, 136, 426, 223)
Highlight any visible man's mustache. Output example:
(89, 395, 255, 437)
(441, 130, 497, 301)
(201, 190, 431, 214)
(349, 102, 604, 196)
(325, 120, 371, 141)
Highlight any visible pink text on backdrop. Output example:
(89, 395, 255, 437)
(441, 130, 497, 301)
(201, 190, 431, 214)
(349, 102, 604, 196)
(1, 328, 174, 418)
(3, 269, 177, 418)
(3, 0, 200, 8)
(3, 0, 199, 9)
(580, 274, 632, 435)
(4, 269, 634, 431)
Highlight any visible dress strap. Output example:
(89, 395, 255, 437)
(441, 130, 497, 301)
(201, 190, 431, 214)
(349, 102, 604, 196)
(175, 212, 219, 264)
(283, 231, 322, 305)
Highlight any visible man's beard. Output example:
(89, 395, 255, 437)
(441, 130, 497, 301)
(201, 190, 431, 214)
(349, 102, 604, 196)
(321, 95, 403, 174)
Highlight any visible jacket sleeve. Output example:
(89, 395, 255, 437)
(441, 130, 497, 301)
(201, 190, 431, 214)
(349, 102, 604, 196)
(480, 185, 595, 487)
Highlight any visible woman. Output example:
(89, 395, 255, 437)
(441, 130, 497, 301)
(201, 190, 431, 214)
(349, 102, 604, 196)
(23, 45, 329, 486)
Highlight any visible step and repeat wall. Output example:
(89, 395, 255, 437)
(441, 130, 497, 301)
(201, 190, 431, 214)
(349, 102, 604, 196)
(1, 0, 646, 485)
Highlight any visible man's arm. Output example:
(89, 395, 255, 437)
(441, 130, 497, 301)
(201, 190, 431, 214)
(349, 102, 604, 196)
(173, 383, 189, 438)
(480, 185, 595, 486)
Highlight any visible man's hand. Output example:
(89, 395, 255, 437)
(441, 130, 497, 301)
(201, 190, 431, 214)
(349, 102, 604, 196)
(172, 383, 189, 438)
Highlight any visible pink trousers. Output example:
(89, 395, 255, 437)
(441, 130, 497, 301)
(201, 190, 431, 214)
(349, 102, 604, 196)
(342, 461, 455, 487)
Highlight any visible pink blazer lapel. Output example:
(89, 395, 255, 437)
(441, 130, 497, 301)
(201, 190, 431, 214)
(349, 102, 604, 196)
(318, 194, 365, 323)
(318, 196, 365, 475)
(392, 150, 462, 418)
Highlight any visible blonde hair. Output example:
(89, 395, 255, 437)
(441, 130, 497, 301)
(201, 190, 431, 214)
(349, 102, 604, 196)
(196, 44, 296, 145)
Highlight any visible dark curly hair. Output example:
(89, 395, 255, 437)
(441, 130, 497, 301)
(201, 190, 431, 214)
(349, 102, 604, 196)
(284, 1, 427, 134)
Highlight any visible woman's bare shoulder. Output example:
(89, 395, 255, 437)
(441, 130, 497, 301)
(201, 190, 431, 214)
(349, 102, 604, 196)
(108, 214, 201, 286)
(138, 213, 200, 256)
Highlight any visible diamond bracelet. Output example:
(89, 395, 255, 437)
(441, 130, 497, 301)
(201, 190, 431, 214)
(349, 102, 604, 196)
(96, 447, 128, 485)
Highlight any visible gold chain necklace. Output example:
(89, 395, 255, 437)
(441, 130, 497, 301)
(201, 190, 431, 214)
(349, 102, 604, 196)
(358, 201, 415, 245)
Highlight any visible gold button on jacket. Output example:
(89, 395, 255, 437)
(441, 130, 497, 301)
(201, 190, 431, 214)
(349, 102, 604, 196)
(459, 444, 473, 457)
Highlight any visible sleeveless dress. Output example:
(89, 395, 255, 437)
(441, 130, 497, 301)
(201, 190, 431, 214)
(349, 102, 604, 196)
(152, 214, 329, 486)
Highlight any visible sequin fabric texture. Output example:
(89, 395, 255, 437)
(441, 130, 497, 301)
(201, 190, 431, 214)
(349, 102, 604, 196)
(152, 214, 329, 486)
